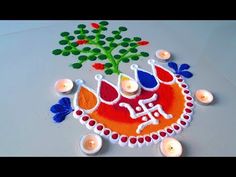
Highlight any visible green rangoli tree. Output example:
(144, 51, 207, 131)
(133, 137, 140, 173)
(52, 21, 149, 75)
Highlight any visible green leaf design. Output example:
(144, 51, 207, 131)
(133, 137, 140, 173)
(71, 63, 82, 69)
(68, 36, 75, 40)
(88, 55, 97, 61)
(74, 30, 80, 34)
(64, 46, 72, 50)
(129, 48, 138, 53)
(133, 37, 141, 41)
(122, 58, 130, 63)
(99, 21, 109, 26)
(104, 63, 113, 68)
(78, 55, 87, 61)
(62, 51, 70, 56)
(101, 27, 107, 31)
(121, 42, 129, 47)
(71, 50, 80, 55)
(115, 35, 122, 39)
(59, 40, 68, 45)
(92, 48, 101, 53)
(87, 35, 95, 40)
(77, 24, 86, 29)
(83, 30, 89, 34)
(98, 34, 105, 39)
(104, 46, 110, 51)
(71, 42, 78, 47)
(52, 49, 62, 55)
(110, 43, 118, 48)
(112, 31, 119, 35)
(119, 26, 127, 31)
(114, 55, 121, 59)
(131, 55, 139, 60)
(123, 38, 131, 42)
(60, 32, 69, 37)
(105, 69, 113, 75)
(77, 35, 85, 39)
(130, 43, 138, 47)
(92, 29, 99, 33)
(106, 37, 114, 41)
(98, 54, 107, 60)
(82, 47, 91, 51)
(98, 40, 105, 45)
(141, 52, 149, 57)
(119, 49, 127, 54)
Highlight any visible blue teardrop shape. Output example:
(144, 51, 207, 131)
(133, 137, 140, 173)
(137, 70, 158, 89)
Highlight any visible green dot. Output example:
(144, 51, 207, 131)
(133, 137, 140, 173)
(59, 40, 68, 45)
(71, 42, 78, 47)
(78, 55, 87, 61)
(77, 35, 85, 39)
(83, 30, 89, 34)
(71, 63, 82, 69)
(101, 27, 107, 31)
(88, 55, 97, 61)
(71, 50, 80, 55)
(98, 54, 107, 60)
(92, 29, 99, 33)
(121, 42, 129, 47)
(99, 21, 109, 26)
(92, 48, 101, 53)
(52, 49, 62, 55)
(119, 26, 127, 31)
(74, 30, 80, 34)
(62, 51, 70, 56)
(98, 40, 105, 45)
(60, 32, 69, 37)
(141, 52, 149, 57)
(98, 34, 105, 39)
(77, 24, 86, 29)
(87, 35, 95, 40)
(67, 36, 75, 40)
(64, 46, 72, 50)
(110, 43, 118, 48)
(114, 55, 121, 59)
(106, 37, 114, 42)
(104, 46, 110, 51)
(115, 35, 122, 39)
(131, 55, 139, 60)
(130, 48, 138, 53)
(112, 30, 119, 35)
(105, 69, 113, 75)
(105, 63, 112, 68)
(133, 37, 141, 41)
(130, 43, 137, 47)
(122, 58, 130, 63)
(82, 47, 91, 51)
(123, 38, 131, 42)
(119, 49, 127, 54)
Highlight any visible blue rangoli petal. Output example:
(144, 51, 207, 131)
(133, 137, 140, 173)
(50, 104, 66, 113)
(137, 70, 158, 89)
(168, 62, 178, 73)
(179, 64, 190, 71)
(59, 97, 71, 109)
(179, 71, 193, 78)
(53, 111, 70, 123)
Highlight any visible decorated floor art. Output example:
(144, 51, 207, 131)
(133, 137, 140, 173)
(50, 21, 194, 148)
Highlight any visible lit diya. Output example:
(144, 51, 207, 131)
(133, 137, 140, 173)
(55, 79, 74, 94)
(160, 137, 183, 157)
(195, 89, 214, 105)
(80, 134, 102, 155)
(121, 79, 139, 95)
(156, 49, 171, 62)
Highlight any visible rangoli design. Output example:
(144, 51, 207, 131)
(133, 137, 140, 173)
(50, 21, 194, 148)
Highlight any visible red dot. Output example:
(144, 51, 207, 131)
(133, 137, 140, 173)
(180, 121, 186, 125)
(152, 134, 159, 140)
(130, 137, 137, 144)
(185, 108, 192, 113)
(182, 84, 187, 88)
(138, 137, 144, 143)
(82, 116, 89, 121)
(176, 75, 181, 78)
(184, 90, 190, 94)
(97, 125, 103, 130)
(89, 120, 95, 126)
(160, 132, 166, 137)
(121, 136, 128, 142)
(184, 115, 189, 120)
(174, 125, 180, 130)
(178, 79, 183, 82)
(76, 110, 82, 115)
(112, 133, 118, 139)
(187, 102, 193, 107)
(104, 129, 110, 135)
(186, 96, 192, 100)
(145, 136, 151, 142)
(167, 128, 173, 134)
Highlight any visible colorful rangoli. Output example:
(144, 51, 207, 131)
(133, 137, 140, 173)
(50, 21, 194, 148)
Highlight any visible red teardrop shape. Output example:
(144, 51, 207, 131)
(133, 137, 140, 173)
(184, 90, 190, 94)
(187, 102, 193, 107)
(184, 115, 189, 120)
(121, 136, 128, 142)
(100, 81, 118, 102)
(97, 125, 103, 130)
(167, 128, 173, 133)
(112, 133, 118, 139)
(181, 121, 186, 125)
(145, 136, 151, 142)
(89, 120, 95, 126)
(178, 79, 183, 82)
(182, 84, 187, 88)
(155, 65, 174, 83)
(160, 132, 166, 137)
(104, 129, 110, 135)
(138, 137, 144, 143)
(152, 134, 159, 140)
(82, 116, 89, 121)
(186, 96, 192, 100)
(174, 125, 180, 130)
(76, 110, 83, 115)
(185, 108, 192, 113)
(130, 137, 137, 144)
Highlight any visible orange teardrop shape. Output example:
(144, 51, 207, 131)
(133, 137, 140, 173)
(77, 86, 98, 110)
